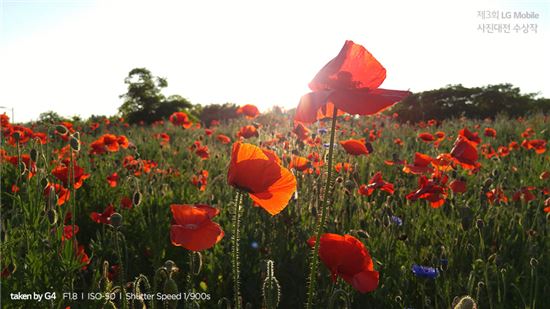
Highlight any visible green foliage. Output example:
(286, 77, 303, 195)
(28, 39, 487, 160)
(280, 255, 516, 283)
(390, 84, 550, 123)
(118, 68, 192, 124)
(38, 110, 67, 124)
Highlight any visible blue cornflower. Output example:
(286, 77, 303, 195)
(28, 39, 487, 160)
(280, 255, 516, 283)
(391, 215, 403, 226)
(412, 264, 439, 279)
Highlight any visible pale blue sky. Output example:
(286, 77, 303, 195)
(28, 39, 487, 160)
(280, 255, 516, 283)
(1, 0, 549, 123)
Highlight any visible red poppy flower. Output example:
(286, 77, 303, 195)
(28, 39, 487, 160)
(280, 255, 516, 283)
(340, 139, 371, 156)
(227, 142, 296, 215)
(522, 139, 546, 154)
(102, 134, 120, 152)
(121, 196, 133, 209)
(541, 171, 550, 180)
(216, 134, 231, 144)
(192, 170, 209, 191)
(294, 40, 411, 123)
(62, 225, 79, 241)
(497, 146, 510, 157)
(521, 127, 535, 138)
(486, 188, 508, 205)
(484, 128, 497, 138)
(358, 172, 394, 196)
(394, 138, 404, 146)
(512, 187, 536, 203)
(431, 153, 453, 172)
(335, 162, 353, 173)
(435, 131, 446, 140)
(237, 125, 259, 139)
(449, 178, 467, 194)
(289, 155, 310, 172)
(90, 204, 115, 224)
(77, 245, 90, 270)
(406, 175, 448, 208)
(458, 128, 481, 145)
(236, 104, 260, 119)
(52, 164, 90, 189)
(155, 132, 170, 146)
(106, 172, 119, 188)
(204, 129, 214, 136)
(293, 123, 310, 141)
(195, 145, 210, 160)
(170, 204, 224, 251)
(418, 132, 435, 142)
(450, 137, 480, 170)
(403, 153, 434, 174)
(169, 111, 192, 128)
(307, 233, 379, 293)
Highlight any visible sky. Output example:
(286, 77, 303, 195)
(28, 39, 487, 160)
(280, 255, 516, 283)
(1, 0, 549, 123)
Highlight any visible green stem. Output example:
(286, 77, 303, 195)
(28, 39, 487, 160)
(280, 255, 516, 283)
(305, 106, 338, 309)
(232, 191, 243, 309)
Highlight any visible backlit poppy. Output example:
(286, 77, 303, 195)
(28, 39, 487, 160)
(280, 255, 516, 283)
(228, 142, 296, 215)
(216, 134, 231, 144)
(450, 137, 480, 170)
(169, 111, 193, 128)
(294, 40, 410, 123)
(512, 187, 536, 203)
(406, 174, 448, 208)
(62, 225, 79, 241)
(293, 123, 310, 141)
(358, 172, 394, 196)
(522, 139, 546, 154)
(403, 153, 434, 174)
(418, 132, 435, 142)
(43, 183, 70, 206)
(307, 233, 379, 293)
(106, 172, 119, 188)
(237, 125, 259, 139)
(340, 139, 371, 156)
(458, 128, 481, 145)
(170, 204, 224, 251)
(52, 163, 90, 189)
(484, 128, 497, 138)
(450, 178, 467, 194)
(236, 104, 260, 119)
(289, 155, 311, 172)
(486, 188, 508, 205)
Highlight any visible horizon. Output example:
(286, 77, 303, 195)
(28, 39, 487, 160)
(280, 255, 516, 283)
(1, 0, 549, 123)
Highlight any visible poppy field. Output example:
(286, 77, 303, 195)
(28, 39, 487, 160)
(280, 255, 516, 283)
(1, 41, 550, 309)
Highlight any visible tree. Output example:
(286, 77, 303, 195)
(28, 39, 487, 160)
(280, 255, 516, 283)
(198, 103, 239, 127)
(118, 68, 192, 124)
(389, 84, 549, 123)
(38, 111, 65, 124)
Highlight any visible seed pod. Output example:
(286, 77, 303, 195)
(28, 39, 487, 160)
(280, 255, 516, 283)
(110, 213, 123, 228)
(132, 191, 142, 207)
(452, 295, 478, 309)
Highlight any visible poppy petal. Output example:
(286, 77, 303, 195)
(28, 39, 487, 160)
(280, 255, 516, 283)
(170, 221, 224, 251)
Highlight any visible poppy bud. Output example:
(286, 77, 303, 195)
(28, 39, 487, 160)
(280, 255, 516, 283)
(70, 135, 80, 152)
(55, 125, 68, 135)
(483, 178, 493, 188)
(110, 213, 123, 228)
(47, 189, 57, 210)
(476, 219, 484, 229)
(530, 257, 538, 268)
(262, 260, 281, 309)
(46, 209, 58, 225)
(164, 260, 178, 274)
(163, 277, 179, 309)
(336, 177, 344, 184)
(397, 233, 408, 241)
(30, 149, 38, 162)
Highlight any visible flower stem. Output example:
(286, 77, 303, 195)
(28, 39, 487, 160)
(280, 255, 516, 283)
(305, 106, 338, 309)
(232, 190, 243, 309)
